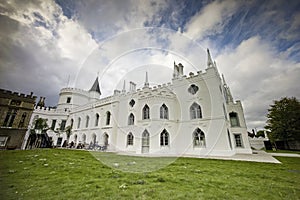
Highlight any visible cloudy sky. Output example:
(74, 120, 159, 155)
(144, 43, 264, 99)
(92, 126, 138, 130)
(0, 0, 299, 130)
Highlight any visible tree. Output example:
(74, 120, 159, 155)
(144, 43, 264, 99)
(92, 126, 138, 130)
(265, 97, 300, 145)
(27, 118, 49, 149)
(256, 130, 265, 138)
(33, 118, 49, 132)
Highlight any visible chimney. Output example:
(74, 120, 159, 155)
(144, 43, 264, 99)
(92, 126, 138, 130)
(129, 81, 136, 92)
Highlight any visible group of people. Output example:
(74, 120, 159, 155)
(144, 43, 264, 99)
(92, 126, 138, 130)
(66, 141, 107, 151)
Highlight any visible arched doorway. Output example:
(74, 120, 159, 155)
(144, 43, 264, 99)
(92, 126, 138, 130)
(92, 133, 96, 145)
(103, 133, 109, 147)
(74, 134, 77, 145)
(82, 134, 86, 145)
(142, 129, 150, 153)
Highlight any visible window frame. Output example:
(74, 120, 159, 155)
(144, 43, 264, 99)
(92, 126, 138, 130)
(128, 113, 135, 125)
(51, 119, 57, 130)
(142, 130, 150, 146)
(106, 111, 111, 125)
(77, 117, 81, 129)
(60, 120, 66, 131)
(66, 97, 71, 103)
(190, 102, 202, 119)
(127, 132, 134, 146)
(85, 115, 90, 128)
(234, 134, 243, 148)
(95, 113, 100, 126)
(229, 112, 240, 127)
(193, 128, 206, 147)
(160, 104, 169, 119)
(160, 129, 169, 146)
(0, 136, 9, 147)
(129, 99, 135, 107)
(142, 104, 150, 120)
(18, 112, 27, 128)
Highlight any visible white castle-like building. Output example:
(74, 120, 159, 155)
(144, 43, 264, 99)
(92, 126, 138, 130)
(26, 49, 252, 156)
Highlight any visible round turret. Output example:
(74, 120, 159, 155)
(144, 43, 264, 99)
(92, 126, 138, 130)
(57, 87, 90, 110)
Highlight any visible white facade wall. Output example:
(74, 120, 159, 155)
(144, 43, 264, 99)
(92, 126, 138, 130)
(27, 52, 252, 156)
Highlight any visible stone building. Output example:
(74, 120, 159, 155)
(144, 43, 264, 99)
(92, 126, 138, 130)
(27, 49, 252, 156)
(0, 89, 36, 149)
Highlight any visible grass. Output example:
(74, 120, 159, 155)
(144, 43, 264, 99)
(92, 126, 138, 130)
(265, 149, 300, 154)
(0, 149, 299, 200)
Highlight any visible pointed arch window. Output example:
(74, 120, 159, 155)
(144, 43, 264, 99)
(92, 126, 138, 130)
(77, 117, 81, 129)
(74, 134, 77, 144)
(229, 112, 240, 127)
(142, 104, 150, 120)
(92, 133, 96, 144)
(160, 104, 169, 119)
(193, 128, 206, 147)
(86, 115, 90, 128)
(82, 134, 86, 144)
(127, 132, 134, 146)
(128, 113, 135, 125)
(103, 133, 109, 146)
(142, 130, 150, 146)
(190, 102, 202, 119)
(70, 119, 74, 129)
(106, 111, 111, 125)
(160, 129, 169, 146)
(95, 113, 100, 126)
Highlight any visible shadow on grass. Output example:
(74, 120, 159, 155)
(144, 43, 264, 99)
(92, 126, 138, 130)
(90, 152, 177, 173)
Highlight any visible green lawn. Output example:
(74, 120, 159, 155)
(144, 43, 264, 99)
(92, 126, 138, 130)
(0, 149, 299, 200)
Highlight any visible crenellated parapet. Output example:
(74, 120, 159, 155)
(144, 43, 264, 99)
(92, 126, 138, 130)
(34, 106, 69, 114)
(60, 87, 90, 97)
(0, 89, 36, 103)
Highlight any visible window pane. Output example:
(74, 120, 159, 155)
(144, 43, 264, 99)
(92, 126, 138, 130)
(234, 134, 243, 147)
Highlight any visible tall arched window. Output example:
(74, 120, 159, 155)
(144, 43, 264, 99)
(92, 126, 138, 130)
(190, 102, 202, 119)
(229, 112, 240, 127)
(160, 129, 169, 146)
(160, 104, 169, 119)
(127, 132, 134, 145)
(193, 128, 206, 147)
(70, 119, 74, 129)
(103, 133, 109, 146)
(95, 113, 99, 126)
(86, 115, 89, 128)
(106, 111, 111, 125)
(74, 134, 77, 144)
(142, 130, 149, 146)
(142, 104, 150, 119)
(128, 113, 135, 125)
(92, 133, 96, 144)
(77, 117, 81, 129)
(82, 134, 86, 144)
(18, 112, 27, 128)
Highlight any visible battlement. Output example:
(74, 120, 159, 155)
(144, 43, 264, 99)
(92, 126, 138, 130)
(0, 88, 36, 102)
(60, 87, 89, 96)
(34, 106, 71, 114)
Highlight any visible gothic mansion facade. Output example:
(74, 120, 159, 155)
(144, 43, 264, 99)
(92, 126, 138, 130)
(27, 50, 252, 156)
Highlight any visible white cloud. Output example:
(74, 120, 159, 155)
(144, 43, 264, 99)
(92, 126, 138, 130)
(0, 0, 98, 105)
(56, 19, 97, 62)
(216, 36, 300, 129)
(185, 0, 239, 39)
